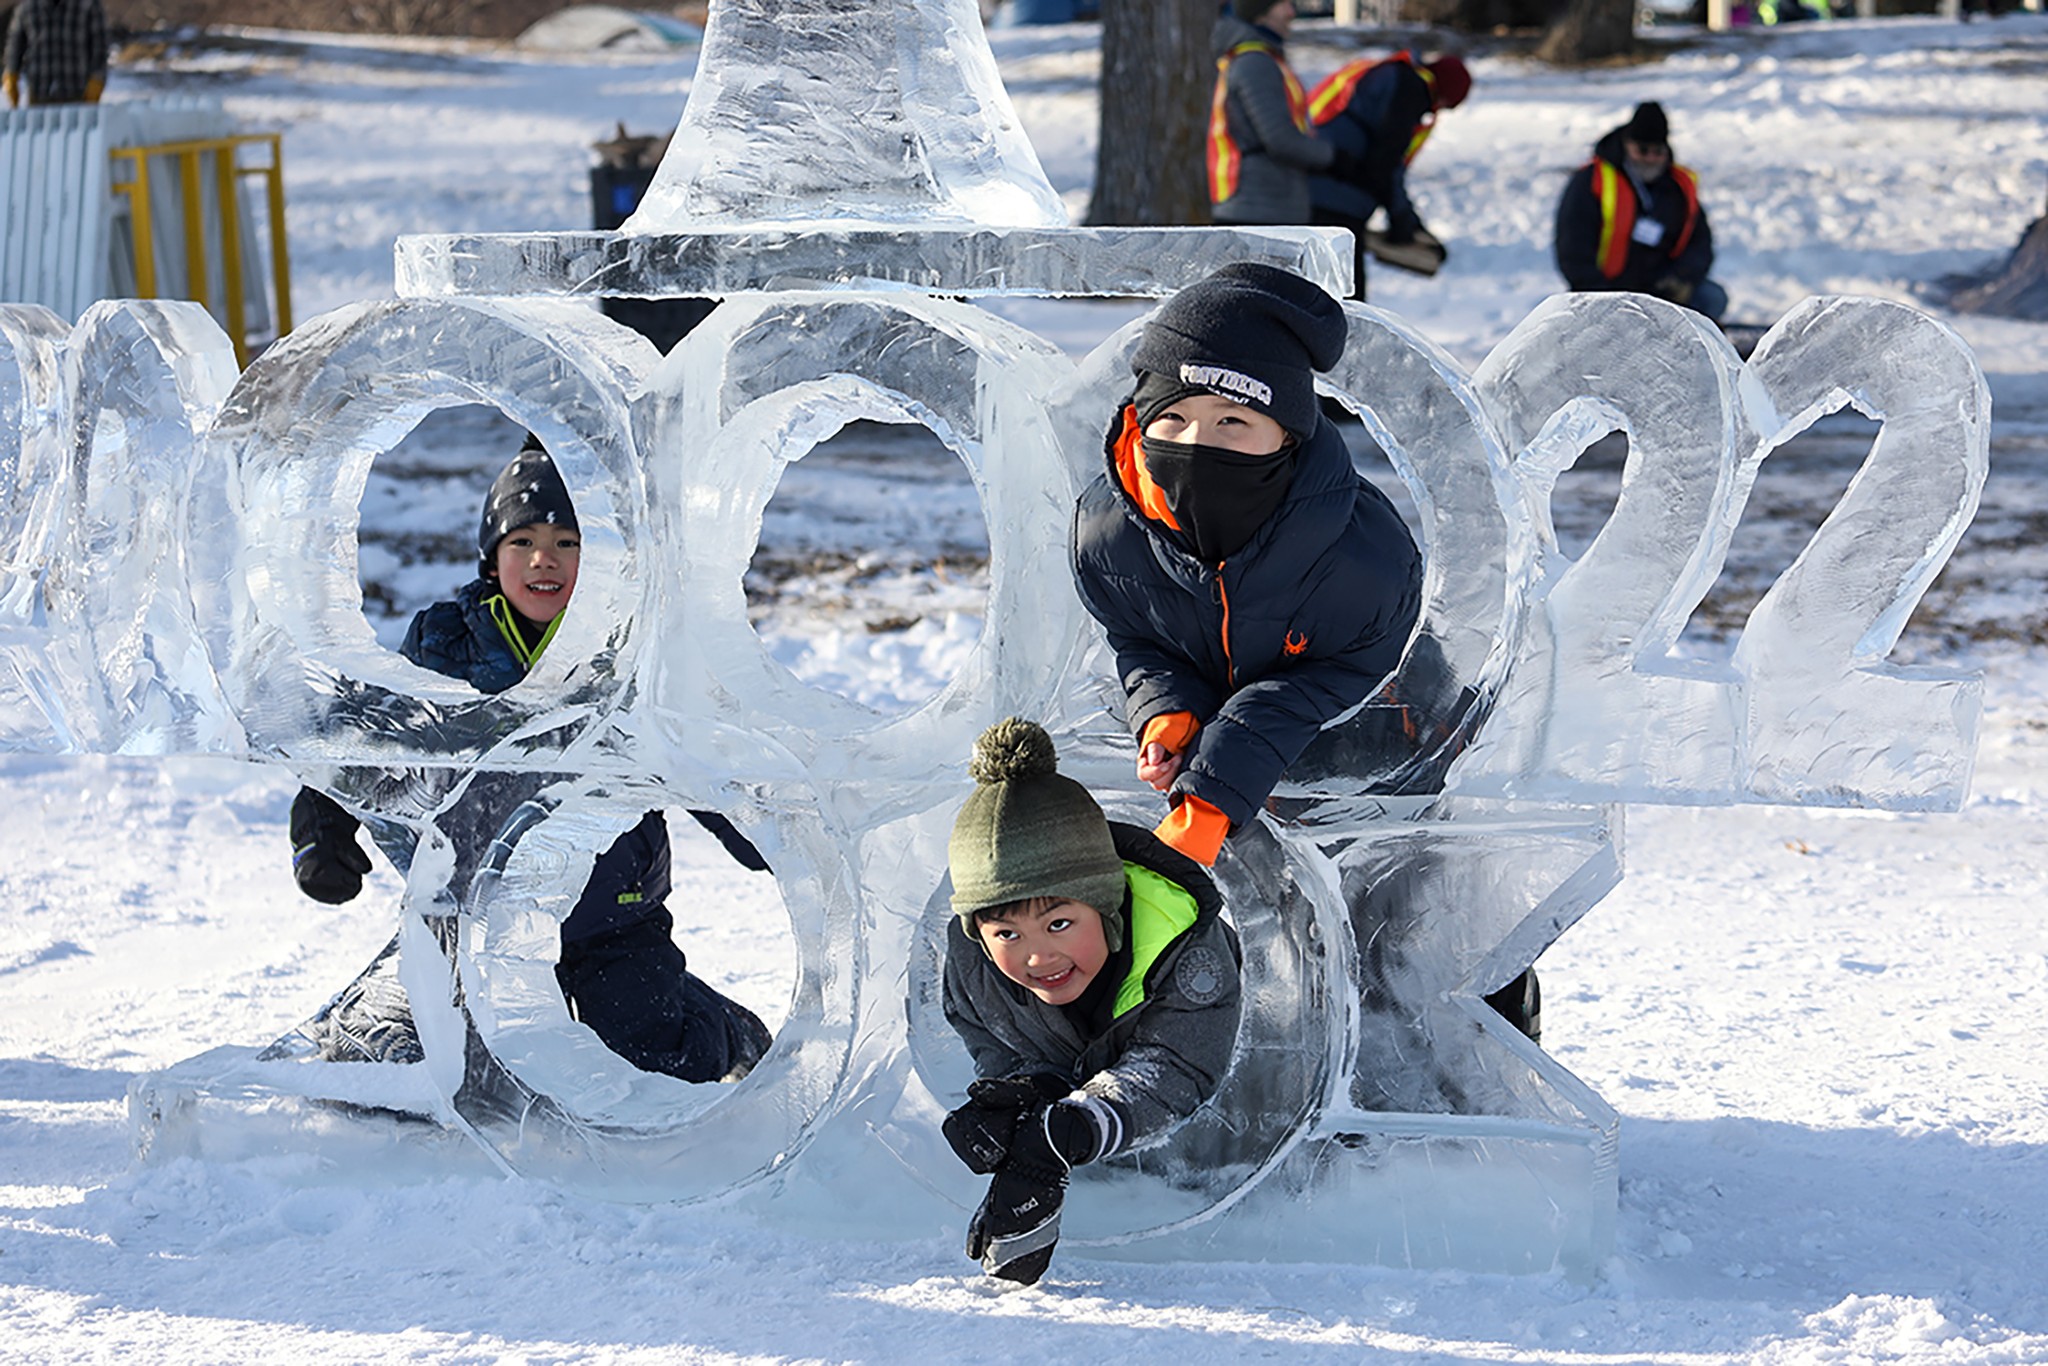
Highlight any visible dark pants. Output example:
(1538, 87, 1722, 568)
(280, 917, 771, 1084)
(558, 917, 771, 1083)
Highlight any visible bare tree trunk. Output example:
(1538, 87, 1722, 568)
(1536, 0, 1639, 64)
(1086, 0, 1213, 227)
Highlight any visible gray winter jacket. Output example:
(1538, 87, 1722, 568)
(1208, 15, 1335, 226)
(942, 823, 1243, 1156)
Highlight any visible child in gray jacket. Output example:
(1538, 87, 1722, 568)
(940, 718, 1242, 1285)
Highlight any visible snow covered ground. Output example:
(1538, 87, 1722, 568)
(4, 13, 2048, 1362)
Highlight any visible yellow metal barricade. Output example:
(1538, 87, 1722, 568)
(108, 132, 292, 367)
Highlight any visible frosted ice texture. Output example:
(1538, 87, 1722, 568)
(627, 0, 1064, 231)
(0, 300, 240, 755)
(0, 0, 1988, 1279)
(0, 284, 1982, 1277)
(0, 304, 70, 752)
(393, 224, 1355, 304)
(1453, 294, 1987, 809)
(389, 0, 1356, 301)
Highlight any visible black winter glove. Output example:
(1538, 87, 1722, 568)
(1326, 146, 1363, 185)
(942, 1073, 1070, 1174)
(960, 1099, 1102, 1284)
(1651, 276, 1696, 307)
(966, 1165, 1067, 1285)
(289, 787, 372, 905)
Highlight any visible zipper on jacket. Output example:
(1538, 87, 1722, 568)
(1215, 566, 1235, 689)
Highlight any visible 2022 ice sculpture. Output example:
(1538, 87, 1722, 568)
(0, 0, 1988, 1279)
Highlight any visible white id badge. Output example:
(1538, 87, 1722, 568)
(1631, 217, 1666, 248)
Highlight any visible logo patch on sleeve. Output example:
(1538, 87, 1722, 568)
(1174, 945, 1228, 1005)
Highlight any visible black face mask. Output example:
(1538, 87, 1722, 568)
(1139, 434, 1298, 563)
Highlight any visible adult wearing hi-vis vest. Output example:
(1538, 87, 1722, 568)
(1306, 50, 1471, 301)
(1553, 101, 1729, 323)
(1207, 1, 1358, 228)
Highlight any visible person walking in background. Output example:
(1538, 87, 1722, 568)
(1207, 1, 1358, 228)
(1553, 101, 1729, 322)
(1306, 51, 1471, 301)
(3, 0, 108, 108)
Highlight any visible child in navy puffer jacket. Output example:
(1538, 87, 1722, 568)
(1070, 263, 1422, 868)
(278, 436, 771, 1083)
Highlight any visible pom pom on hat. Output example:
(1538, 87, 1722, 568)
(969, 717, 1059, 785)
(949, 718, 1128, 952)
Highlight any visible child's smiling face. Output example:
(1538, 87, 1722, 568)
(493, 521, 580, 623)
(976, 898, 1110, 1006)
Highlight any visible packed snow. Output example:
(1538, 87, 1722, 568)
(4, 13, 2048, 1362)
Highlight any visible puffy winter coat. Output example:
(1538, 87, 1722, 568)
(1206, 15, 1335, 226)
(1071, 408, 1421, 832)
(1306, 54, 1434, 230)
(943, 823, 1242, 1154)
(1554, 126, 1714, 295)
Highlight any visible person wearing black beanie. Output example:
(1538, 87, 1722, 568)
(1554, 101, 1729, 321)
(1070, 263, 1423, 867)
(275, 432, 775, 1087)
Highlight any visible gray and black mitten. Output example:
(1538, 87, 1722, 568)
(963, 1099, 1104, 1285)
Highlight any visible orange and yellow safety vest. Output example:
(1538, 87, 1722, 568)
(1589, 159, 1701, 280)
(1208, 39, 1310, 205)
(1306, 51, 1438, 166)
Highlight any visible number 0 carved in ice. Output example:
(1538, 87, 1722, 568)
(0, 0, 1986, 1279)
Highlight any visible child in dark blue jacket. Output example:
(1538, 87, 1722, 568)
(280, 436, 770, 1083)
(1070, 263, 1422, 867)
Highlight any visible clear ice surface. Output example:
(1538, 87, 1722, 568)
(392, 225, 1355, 302)
(628, 0, 1066, 231)
(0, 0, 1990, 1280)
(2, 284, 1985, 1277)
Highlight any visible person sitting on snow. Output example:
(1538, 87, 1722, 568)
(1553, 100, 1729, 322)
(1307, 50, 1472, 300)
(940, 717, 1242, 1285)
(276, 435, 772, 1084)
(1070, 262, 1422, 869)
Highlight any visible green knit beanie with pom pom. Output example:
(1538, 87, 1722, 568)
(949, 717, 1128, 953)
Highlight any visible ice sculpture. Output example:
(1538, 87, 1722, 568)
(1, 0, 1989, 1281)
(392, 0, 1351, 300)
(1453, 293, 1987, 809)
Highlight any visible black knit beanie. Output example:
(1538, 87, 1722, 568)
(1129, 262, 1347, 444)
(1623, 101, 1669, 147)
(478, 433, 579, 574)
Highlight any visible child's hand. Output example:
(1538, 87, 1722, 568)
(943, 1073, 1069, 1173)
(1137, 743, 1182, 792)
